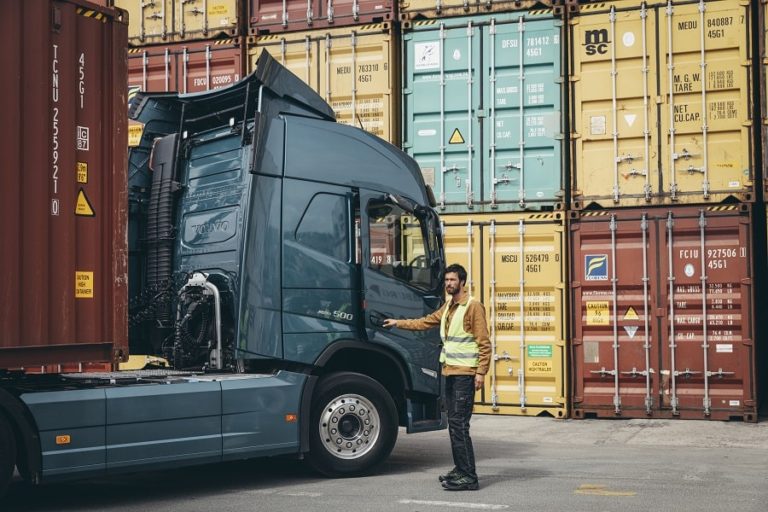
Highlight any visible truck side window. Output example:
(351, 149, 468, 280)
(367, 201, 431, 289)
(296, 193, 349, 262)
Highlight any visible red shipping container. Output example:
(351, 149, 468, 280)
(248, 0, 395, 35)
(128, 38, 244, 93)
(0, 0, 129, 369)
(570, 205, 757, 422)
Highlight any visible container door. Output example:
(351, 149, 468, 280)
(403, 19, 481, 212)
(128, 48, 175, 92)
(570, 3, 658, 208)
(114, 0, 173, 45)
(359, 190, 443, 394)
(481, 214, 567, 416)
(658, 0, 752, 203)
(249, 0, 318, 33)
(176, 0, 239, 40)
(572, 211, 659, 417)
(441, 217, 482, 300)
(484, 15, 562, 209)
(660, 207, 756, 420)
(179, 40, 243, 94)
(319, 25, 396, 144)
(253, 35, 319, 91)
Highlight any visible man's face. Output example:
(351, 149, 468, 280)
(444, 272, 463, 296)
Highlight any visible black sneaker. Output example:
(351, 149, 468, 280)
(442, 475, 479, 491)
(438, 468, 462, 483)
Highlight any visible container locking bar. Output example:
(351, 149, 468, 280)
(667, 212, 680, 414)
(609, 214, 620, 413)
(490, 220, 498, 410)
(517, 219, 527, 410)
(699, 210, 711, 414)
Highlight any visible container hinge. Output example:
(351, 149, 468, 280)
(674, 368, 701, 378)
(620, 367, 654, 377)
(590, 367, 616, 377)
(622, 168, 647, 179)
(672, 148, 694, 161)
(616, 153, 636, 164)
(706, 368, 735, 378)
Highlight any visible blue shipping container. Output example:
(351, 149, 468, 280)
(402, 11, 564, 213)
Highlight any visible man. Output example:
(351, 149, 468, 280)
(383, 263, 491, 491)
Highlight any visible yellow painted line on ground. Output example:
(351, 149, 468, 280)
(575, 484, 636, 497)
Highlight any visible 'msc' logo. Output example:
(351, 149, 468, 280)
(585, 254, 608, 280)
(583, 29, 609, 56)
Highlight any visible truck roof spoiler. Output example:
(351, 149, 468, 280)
(129, 51, 336, 124)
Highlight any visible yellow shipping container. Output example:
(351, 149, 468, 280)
(249, 24, 399, 145)
(114, 0, 241, 45)
(570, 0, 755, 209)
(441, 212, 567, 417)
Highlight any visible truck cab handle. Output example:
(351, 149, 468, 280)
(369, 312, 388, 327)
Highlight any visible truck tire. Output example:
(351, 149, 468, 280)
(0, 414, 16, 496)
(307, 372, 398, 477)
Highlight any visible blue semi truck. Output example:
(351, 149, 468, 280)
(0, 52, 446, 495)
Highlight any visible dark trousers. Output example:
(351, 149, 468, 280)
(445, 375, 477, 480)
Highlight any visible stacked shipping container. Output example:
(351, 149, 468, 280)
(568, 0, 758, 422)
(112, 0, 767, 420)
(400, 3, 569, 418)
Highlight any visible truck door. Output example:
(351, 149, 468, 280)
(358, 190, 444, 394)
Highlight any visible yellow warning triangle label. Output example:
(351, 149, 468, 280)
(75, 189, 95, 217)
(623, 306, 639, 321)
(449, 128, 465, 145)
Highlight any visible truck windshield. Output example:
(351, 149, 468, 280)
(366, 199, 438, 290)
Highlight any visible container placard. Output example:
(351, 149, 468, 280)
(586, 301, 609, 325)
(527, 344, 552, 358)
(75, 271, 94, 299)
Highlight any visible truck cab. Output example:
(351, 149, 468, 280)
(125, 51, 447, 473)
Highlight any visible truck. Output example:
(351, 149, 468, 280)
(0, 0, 446, 496)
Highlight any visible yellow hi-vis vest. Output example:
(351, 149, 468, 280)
(439, 297, 479, 367)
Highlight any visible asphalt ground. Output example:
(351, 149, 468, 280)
(3, 415, 767, 511)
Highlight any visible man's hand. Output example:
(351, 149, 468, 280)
(474, 373, 485, 391)
(382, 318, 398, 329)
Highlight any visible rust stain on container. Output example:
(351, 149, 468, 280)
(250, 25, 399, 144)
(570, 205, 757, 421)
(248, 0, 395, 35)
(128, 38, 245, 94)
(442, 212, 568, 417)
(0, 0, 128, 369)
(570, 0, 755, 209)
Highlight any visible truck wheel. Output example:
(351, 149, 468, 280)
(0, 414, 16, 496)
(308, 372, 398, 477)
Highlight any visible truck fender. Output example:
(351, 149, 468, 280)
(313, 340, 410, 390)
(301, 341, 411, 453)
(0, 388, 41, 482)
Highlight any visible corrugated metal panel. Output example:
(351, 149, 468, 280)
(403, 11, 565, 214)
(399, 0, 556, 21)
(0, 0, 128, 369)
(128, 38, 244, 93)
(250, 24, 399, 144)
(570, 0, 755, 209)
(570, 205, 757, 421)
(442, 212, 567, 417)
(113, 0, 241, 45)
(248, 0, 395, 35)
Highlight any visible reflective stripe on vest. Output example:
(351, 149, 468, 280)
(439, 298, 479, 367)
